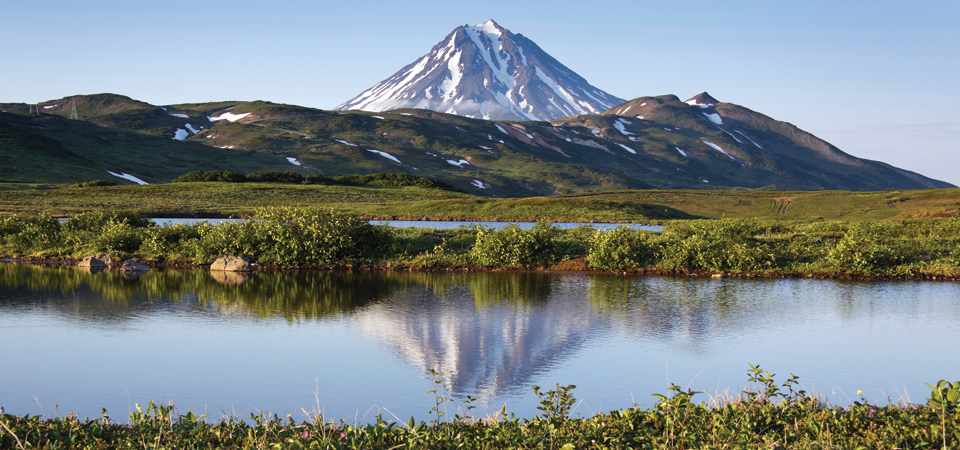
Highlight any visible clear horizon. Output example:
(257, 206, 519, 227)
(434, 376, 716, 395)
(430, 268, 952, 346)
(2, 1, 957, 185)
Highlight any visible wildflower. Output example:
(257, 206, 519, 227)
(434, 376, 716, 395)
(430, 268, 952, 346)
(857, 390, 862, 395)
(341, 432, 346, 439)
(302, 431, 309, 438)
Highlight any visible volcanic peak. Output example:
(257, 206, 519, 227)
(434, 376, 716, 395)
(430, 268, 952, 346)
(685, 92, 720, 107)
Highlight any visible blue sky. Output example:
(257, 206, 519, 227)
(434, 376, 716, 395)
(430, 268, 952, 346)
(2, 0, 958, 185)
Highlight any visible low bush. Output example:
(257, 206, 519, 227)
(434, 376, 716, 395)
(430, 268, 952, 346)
(0, 214, 62, 255)
(587, 226, 658, 269)
(192, 207, 390, 265)
(71, 179, 117, 188)
(659, 219, 775, 272)
(172, 171, 247, 183)
(63, 209, 152, 233)
(470, 221, 561, 268)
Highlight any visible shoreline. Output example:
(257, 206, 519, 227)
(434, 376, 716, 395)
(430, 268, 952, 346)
(3, 256, 957, 282)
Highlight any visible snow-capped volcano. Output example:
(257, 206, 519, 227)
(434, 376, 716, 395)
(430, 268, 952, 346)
(336, 20, 624, 121)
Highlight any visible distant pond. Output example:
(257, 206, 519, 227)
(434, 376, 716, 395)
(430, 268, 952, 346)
(149, 218, 664, 231)
(0, 263, 957, 422)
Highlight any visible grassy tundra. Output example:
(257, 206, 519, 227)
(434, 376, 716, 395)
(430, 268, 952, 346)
(0, 183, 957, 222)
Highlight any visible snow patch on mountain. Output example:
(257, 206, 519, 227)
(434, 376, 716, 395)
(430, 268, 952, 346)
(333, 139, 358, 147)
(735, 130, 762, 148)
(675, 147, 687, 157)
(446, 159, 470, 167)
(173, 129, 188, 141)
(510, 125, 534, 139)
(367, 149, 401, 164)
(106, 171, 148, 185)
(718, 127, 743, 143)
(703, 113, 723, 124)
(209, 112, 251, 122)
(616, 143, 637, 154)
(702, 140, 735, 160)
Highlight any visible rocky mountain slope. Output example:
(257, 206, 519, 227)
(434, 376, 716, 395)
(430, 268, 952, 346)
(335, 20, 624, 121)
(2, 93, 953, 194)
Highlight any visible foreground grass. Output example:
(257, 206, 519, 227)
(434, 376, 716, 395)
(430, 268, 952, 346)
(2, 208, 958, 279)
(1, 369, 957, 449)
(0, 183, 958, 222)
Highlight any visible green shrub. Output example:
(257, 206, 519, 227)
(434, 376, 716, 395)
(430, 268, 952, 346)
(139, 224, 203, 259)
(303, 173, 336, 185)
(333, 173, 465, 192)
(0, 213, 63, 255)
(659, 219, 775, 272)
(587, 226, 658, 269)
(245, 170, 304, 183)
(469, 222, 561, 268)
(193, 207, 388, 265)
(172, 171, 247, 183)
(826, 222, 904, 273)
(63, 209, 151, 233)
(89, 221, 146, 256)
(71, 179, 117, 188)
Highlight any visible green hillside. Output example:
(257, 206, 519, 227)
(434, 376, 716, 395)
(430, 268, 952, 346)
(0, 110, 304, 184)
(2, 93, 953, 194)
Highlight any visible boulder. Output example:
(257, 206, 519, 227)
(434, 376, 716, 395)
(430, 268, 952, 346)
(119, 259, 150, 273)
(78, 253, 112, 268)
(211, 255, 253, 272)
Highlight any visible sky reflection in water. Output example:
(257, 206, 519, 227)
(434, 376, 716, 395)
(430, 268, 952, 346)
(0, 262, 957, 422)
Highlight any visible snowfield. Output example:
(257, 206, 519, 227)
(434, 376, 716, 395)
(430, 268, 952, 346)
(208, 112, 251, 122)
(168, 113, 189, 118)
(366, 149, 402, 164)
(703, 112, 723, 124)
(286, 157, 301, 166)
(613, 119, 634, 136)
(172, 129, 188, 141)
(106, 171, 148, 185)
(446, 159, 470, 167)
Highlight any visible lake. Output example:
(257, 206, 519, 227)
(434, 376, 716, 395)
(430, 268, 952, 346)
(0, 262, 957, 423)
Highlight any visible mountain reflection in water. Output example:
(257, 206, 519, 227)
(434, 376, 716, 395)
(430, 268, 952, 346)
(1, 262, 957, 420)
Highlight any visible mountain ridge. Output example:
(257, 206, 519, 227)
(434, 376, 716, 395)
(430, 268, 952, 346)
(2, 92, 953, 194)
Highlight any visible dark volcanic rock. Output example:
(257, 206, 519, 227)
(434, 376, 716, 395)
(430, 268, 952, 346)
(119, 259, 149, 272)
(78, 253, 112, 268)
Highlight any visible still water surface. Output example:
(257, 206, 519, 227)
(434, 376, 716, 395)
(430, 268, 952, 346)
(0, 263, 956, 422)
(150, 218, 663, 231)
